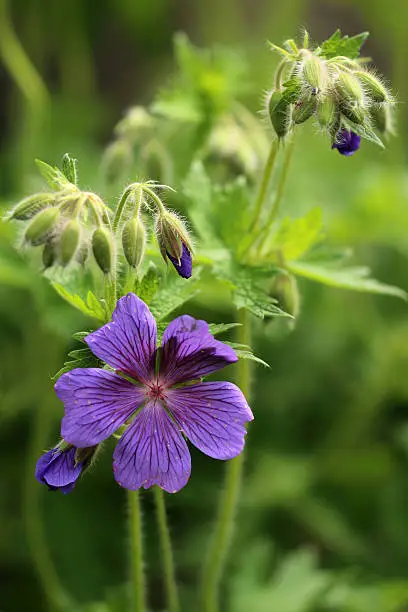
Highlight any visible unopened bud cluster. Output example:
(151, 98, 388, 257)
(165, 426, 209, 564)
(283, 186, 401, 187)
(266, 32, 395, 148)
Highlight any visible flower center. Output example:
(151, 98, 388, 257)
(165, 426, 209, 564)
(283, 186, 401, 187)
(145, 380, 167, 402)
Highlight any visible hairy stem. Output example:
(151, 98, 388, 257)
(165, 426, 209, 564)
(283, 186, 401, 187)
(154, 487, 180, 612)
(128, 490, 146, 612)
(257, 136, 295, 254)
(201, 309, 252, 612)
(251, 139, 280, 232)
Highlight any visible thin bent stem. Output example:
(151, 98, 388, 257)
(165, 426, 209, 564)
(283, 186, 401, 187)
(128, 490, 146, 612)
(201, 309, 252, 612)
(154, 487, 180, 612)
(251, 139, 279, 232)
(257, 136, 296, 255)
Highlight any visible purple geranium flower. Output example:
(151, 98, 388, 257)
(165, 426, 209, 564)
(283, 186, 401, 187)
(167, 242, 192, 279)
(55, 293, 253, 493)
(332, 129, 361, 156)
(35, 445, 84, 493)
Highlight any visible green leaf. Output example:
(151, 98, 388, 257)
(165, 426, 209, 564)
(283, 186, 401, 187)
(224, 341, 270, 367)
(183, 161, 221, 246)
(216, 262, 292, 319)
(342, 117, 385, 148)
(52, 343, 101, 381)
(268, 208, 323, 261)
(208, 322, 242, 336)
(319, 29, 369, 60)
(212, 177, 253, 255)
(35, 159, 71, 190)
(52, 283, 106, 320)
(288, 261, 407, 300)
(72, 331, 91, 342)
(134, 263, 160, 304)
(149, 269, 201, 321)
(62, 153, 78, 185)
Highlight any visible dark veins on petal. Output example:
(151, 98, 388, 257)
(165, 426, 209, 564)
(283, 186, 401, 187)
(167, 242, 192, 279)
(35, 446, 83, 494)
(332, 129, 361, 156)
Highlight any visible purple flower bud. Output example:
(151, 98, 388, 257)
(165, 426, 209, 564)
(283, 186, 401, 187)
(35, 445, 91, 494)
(167, 242, 192, 279)
(332, 129, 361, 156)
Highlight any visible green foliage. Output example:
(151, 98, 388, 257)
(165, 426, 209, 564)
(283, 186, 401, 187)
(319, 30, 369, 60)
(288, 260, 407, 300)
(149, 268, 202, 321)
(268, 208, 323, 262)
(35, 159, 72, 190)
(52, 283, 107, 321)
(53, 344, 101, 381)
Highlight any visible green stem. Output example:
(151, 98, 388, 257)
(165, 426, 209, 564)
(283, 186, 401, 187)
(251, 139, 279, 231)
(257, 136, 295, 254)
(113, 186, 134, 232)
(128, 490, 146, 612)
(201, 309, 252, 612)
(154, 487, 180, 612)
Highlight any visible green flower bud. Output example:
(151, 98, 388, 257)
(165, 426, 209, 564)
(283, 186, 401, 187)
(42, 242, 57, 269)
(77, 242, 89, 266)
(370, 104, 394, 135)
(92, 227, 114, 274)
(339, 101, 366, 125)
(302, 53, 328, 92)
(316, 97, 338, 129)
(292, 98, 316, 124)
(336, 71, 364, 105)
(11, 193, 55, 220)
(122, 217, 146, 268)
(59, 219, 81, 266)
(25, 207, 60, 246)
(155, 210, 192, 263)
(102, 139, 133, 184)
(354, 71, 389, 103)
(267, 90, 291, 139)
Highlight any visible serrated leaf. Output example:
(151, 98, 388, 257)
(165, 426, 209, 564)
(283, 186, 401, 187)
(342, 117, 385, 148)
(149, 270, 201, 321)
(319, 29, 369, 60)
(288, 260, 407, 300)
(62, 153, 78, 185)
(213, 178, 254, 255)
(52, 283, 106, 321)
(216, 262, 292, 319)
(224, 342, 270, 367)
(35, 159, 71, 190)
(52, 345, 101, 381)
(134, 263, 160, 304)
(268, 208, 323, 261)
(72, 331, 91, 343)
(208, 322, 242, 336)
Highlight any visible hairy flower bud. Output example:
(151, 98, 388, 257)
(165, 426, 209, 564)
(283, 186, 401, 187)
(42, 241, 57, 269)
(370, 104, 393, 134)
(92, 227, 114, 274)
(267, 90, 291, 139)
(339, 101, 366, 125)
(155, 210, 193, 278)
(302, 53, 328, 92)
(60, 219, 81, 266)
(316, 97, 338, 129)
(25, 207, 60, 246)
(122, 217, 146, 268)
(10, 193, 55, 221)
(292, 97, 316, 124)
(354, 71, 389, 103)
(336, 71, 364, 105)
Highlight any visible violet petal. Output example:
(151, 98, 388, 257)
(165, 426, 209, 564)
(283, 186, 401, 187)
(160, 315, 238, 385)
(35, 447, 82, 493)
(166, 381, 253, 460)
(113, 400, 191, 493)
(56, 368, 145, 447)
(167, 243, 192, 279)
(85, 293, 157, 383)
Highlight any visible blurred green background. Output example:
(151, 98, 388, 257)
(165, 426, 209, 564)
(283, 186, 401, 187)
(1, 0, 408, 611)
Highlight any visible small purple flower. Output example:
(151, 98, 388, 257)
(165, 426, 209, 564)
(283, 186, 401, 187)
(55, 293, 253, 493)
(167, 242, 192, 279)
(35, 445, 84, 493)
(332, 129, 361, 156)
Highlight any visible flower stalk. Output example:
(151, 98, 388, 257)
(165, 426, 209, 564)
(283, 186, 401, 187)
(154, 487, 180, 612)
(128, 490, 146, 612)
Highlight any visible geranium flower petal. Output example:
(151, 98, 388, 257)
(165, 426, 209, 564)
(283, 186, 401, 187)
(166, 381, 253, 460)
(160, 315, 237, 384)
(113, 401, 191, 493)
(56, 368, 145, 447)
(85, 293, 157, 383)
(35, 447, 82, 493)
